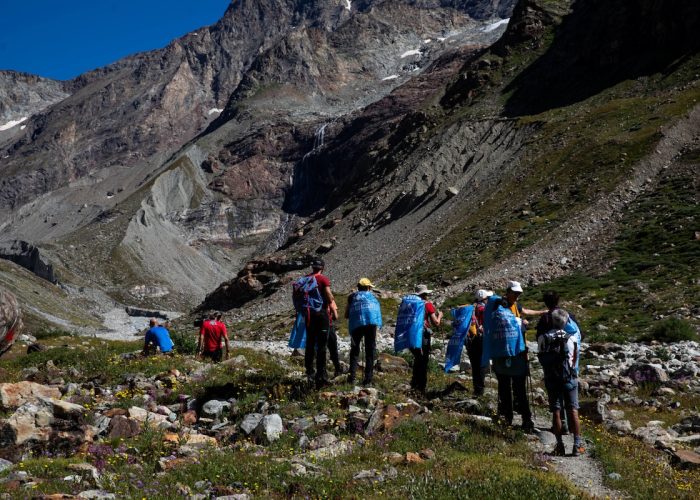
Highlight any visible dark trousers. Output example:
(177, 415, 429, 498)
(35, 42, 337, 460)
(410, 332, 431, 392)
(349, 325, 377, 384)
(202, 348, 223, 363)
(328, 325, 341, 372)
(496, 373, 532, 425)
(305, 311, 330, 384)
(467, 336, 486, 395)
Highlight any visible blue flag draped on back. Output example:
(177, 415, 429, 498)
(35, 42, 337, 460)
(444, 305, 474, 372)
(481, 295, 526, 367)
(348, 291, 383, 333)
(288, 313, 306, 349)
(394, 295, 425, 353)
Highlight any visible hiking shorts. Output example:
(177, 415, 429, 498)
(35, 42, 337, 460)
(202, 348, 223, 363)
(546, 379, 579, 412)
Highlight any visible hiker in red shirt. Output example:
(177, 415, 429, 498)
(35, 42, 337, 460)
(198, 312, 228, 362)
(215, 312, 230, 360)
(302, 259, 338, 389)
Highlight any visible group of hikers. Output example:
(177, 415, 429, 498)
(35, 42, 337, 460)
(141, 311, 230, 361)
(291, 260, 585, 457)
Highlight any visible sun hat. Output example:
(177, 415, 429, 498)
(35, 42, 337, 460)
(358, 278, 375, 288)
(507, 280, 523, 293)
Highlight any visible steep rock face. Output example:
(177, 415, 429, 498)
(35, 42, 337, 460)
(0, 0, 518, 316)
(0, 240, 57, 284)
(0, 71, 70, 124)
(503, 0, 700, 115)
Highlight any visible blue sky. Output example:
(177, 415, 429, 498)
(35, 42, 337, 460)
(0, 0, 231, 80)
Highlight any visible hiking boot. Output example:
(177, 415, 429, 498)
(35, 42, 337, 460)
(571, 443, 585, 457)
(521, 421, 536, 434)
(552, 442, 566, 457)
(315, 378, 331, 390)
(361, 379, 372, 387)
(291, 349, 303, 357)
(347, 375, 356, 385)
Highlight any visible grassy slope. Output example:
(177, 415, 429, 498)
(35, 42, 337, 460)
(388, 0, 700, 341)
(0, 337, 578, 499)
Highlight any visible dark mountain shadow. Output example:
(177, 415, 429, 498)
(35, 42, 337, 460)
(503, 0, 700, 117)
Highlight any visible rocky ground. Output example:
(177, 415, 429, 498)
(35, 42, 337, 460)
(0, 331, 698, 498)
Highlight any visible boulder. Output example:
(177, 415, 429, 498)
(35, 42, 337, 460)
(1, 402, 53, 445)
(107, 416, 141, 439)
(255, 414, 283, 444)
(405, 452, 424, 464)
(240, 413, 263, 435)
(671, 449, 700, 470)
(309, 433, 337, 450)
(0, 382, 61, 409)
(202, 400, 231, 420)
(377, 353, 410, 373)
(633, 425, 674, 446)
(625, 363, 669, 384)
(77, 491, 116, 500)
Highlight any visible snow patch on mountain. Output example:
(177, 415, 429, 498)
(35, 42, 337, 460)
(0, 117, 27, 131)
(400, 49, 421, 58)
(483, 18, 510, 32)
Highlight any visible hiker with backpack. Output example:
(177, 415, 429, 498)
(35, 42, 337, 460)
(410, 285, 442, 393)
(198, 312, 229, 362)
(467, 289, 492, 396)
(292, 259, 338, 389)
(345, 278, 383, 386)
(536, 291, 582, 434)
(537, 308, 584, 456)
(482, 296, 535, 432)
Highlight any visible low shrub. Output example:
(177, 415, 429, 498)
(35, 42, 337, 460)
(640, 317, 697, 343)
(170, 329, 198, 355)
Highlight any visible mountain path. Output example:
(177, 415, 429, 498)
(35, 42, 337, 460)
(521, 412, 625, 499)
(440, 103, 700, 298)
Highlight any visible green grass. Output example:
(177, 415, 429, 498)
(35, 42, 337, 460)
(588, 422, 700, 498)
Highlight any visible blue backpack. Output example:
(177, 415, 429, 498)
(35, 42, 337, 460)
(394, 295, 425, 352)
(348, 291, 383, 333)
(292, 275, 324, 321)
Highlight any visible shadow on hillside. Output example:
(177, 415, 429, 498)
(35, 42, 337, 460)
(503, 0, 700, 117)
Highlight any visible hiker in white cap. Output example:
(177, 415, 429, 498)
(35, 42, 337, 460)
(410, 284, 443, 393)
(504, 280, 547, 340)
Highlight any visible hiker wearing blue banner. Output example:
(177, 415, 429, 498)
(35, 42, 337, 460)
(504, 281, 546, 341)
(346, 278, 383, 386)
(484, 297, 535, 432)
(467, 289, 492, 396)
(292, 259, 339, 389)
(411, 284, 442, 394)
(537, 308, 584, 456)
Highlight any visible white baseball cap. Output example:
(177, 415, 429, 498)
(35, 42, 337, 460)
(507, 280, 523, 293)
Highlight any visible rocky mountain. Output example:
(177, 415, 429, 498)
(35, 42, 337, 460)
(0, 0, 518, 333)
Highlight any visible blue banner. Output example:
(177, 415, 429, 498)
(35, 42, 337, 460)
(288, 313, 306, 349)
(348, 291, 383, 333)
(444, 305, 474, 372)
(394, 295, 425, 352)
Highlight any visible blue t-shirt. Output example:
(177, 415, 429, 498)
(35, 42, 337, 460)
(145, 326, 173, 353)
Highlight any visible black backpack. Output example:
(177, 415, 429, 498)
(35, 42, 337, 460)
(537, 330, 576, 388)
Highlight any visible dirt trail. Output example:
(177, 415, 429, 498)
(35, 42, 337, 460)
(441, 103, 700, 298)
(527, 413, 625, 499)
